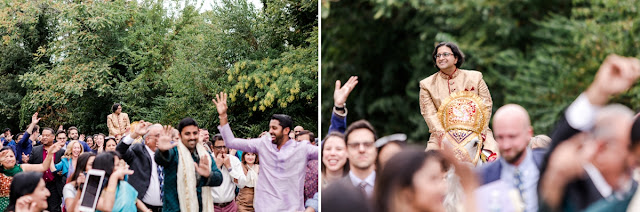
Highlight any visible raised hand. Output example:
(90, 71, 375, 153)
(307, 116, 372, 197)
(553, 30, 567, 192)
(112, 161, 134, 180)
(131, 120, 151, 139)
(195, 154, 212, 177)
(79, 134, 85, 141)
(31, 112, 40, 125)
(76, 173, 86, 187)
(15, 195, 38, 212)
(214, 153, 224, 169)
(212, 92, 229, 116)
(223, 153, 231, 169)
(47, 140, 63, 154)
(0, 151, 8, 164)
(334, 76, 358, 107)
(157, 125, 178, 152)
(587, 54, 640, 105)
(21, 153, 29, 163)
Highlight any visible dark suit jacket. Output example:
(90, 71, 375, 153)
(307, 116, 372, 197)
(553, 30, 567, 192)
(477, 148, 547, 185)
(116, 140, 155, 201)
(539, 113, 603, 211)
(28, 145, 65, 196)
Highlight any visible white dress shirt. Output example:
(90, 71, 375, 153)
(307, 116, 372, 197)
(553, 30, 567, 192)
(210, 154, 245, 203)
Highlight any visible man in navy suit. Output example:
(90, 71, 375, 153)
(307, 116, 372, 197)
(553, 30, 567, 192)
(476, 104, 546, 212)
(116, 121, 164, 212)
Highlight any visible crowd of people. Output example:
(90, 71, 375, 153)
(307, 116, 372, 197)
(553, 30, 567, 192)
(0, 100, 320, 212)
(322, 42, 640, 212)
(3, 41, 640, 212)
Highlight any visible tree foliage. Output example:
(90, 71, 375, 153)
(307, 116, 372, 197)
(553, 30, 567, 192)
(1, 0, 317, 137)
(321, 0, 638, 142)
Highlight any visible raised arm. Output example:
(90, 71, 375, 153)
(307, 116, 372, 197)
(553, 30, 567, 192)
(154, 125, 179, 166)
(198, 152, 223, 187)
(22, 141, 63, 172)
(18, 113, 40, 149)
(227, 155, 246, 185)
(213, 92, 261, 153)
(117, 121, 151, 163)
(329, 76, 358, 134)
(96, 164, 134, 211)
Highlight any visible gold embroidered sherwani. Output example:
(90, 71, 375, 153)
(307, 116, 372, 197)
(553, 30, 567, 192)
(107, 113, 130, 137)
(419, 69, 498, 155)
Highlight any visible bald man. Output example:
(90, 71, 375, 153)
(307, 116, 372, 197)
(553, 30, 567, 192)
(476, 104, 547, 212)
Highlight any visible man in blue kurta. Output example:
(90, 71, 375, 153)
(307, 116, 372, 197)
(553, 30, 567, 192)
(155, 117, 223, 212)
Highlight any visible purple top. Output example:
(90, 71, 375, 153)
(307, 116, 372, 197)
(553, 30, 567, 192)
(218, 124, 318, 211)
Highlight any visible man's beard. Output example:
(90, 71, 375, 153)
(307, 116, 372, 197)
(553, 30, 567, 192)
(505, 149, 525, 164)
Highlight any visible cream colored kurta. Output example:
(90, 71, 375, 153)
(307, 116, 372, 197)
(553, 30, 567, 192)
(107, 113, 130, 137)
(419, 69, 498, 155)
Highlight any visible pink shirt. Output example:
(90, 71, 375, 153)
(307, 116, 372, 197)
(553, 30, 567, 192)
(218, 124, 318, 211)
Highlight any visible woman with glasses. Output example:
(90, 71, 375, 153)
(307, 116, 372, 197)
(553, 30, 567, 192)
(418, 42, 498, 161)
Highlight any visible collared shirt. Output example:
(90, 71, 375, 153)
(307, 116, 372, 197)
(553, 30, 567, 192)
(218, 124, 318, 212)
(583, 163, 635, 201)
(210, 153, 244, 203)
(584, 163, 612, 199)
(349, 171, 376, 197)
(143, 145, 162, 206)
(499, 148, 539, 212)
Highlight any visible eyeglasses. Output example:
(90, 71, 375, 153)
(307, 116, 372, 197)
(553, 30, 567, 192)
(213, 146, 227, 150)
(347, 141, 375, 149)
(435, 52, 453, 58)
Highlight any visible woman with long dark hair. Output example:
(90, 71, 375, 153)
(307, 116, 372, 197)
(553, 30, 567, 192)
(91, 151, 150, 212)
(62, 152, 96, 212)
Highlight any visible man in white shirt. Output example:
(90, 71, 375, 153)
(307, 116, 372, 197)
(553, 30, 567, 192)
(211, 135, 245, 212)
(116, 121, 164, 212)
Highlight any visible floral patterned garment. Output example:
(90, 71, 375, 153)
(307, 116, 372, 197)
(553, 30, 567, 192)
(0, 173, 13, 211)
(304, 159, 318, 203)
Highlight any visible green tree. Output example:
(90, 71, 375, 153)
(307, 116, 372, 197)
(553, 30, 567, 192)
(321, 0, 640, 143)
(1, 0, 317, 138)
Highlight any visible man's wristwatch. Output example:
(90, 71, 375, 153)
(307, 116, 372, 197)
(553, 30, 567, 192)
(334, 103, 346, 112)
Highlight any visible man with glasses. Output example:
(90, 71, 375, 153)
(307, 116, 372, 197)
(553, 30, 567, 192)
(419, 42, 498, 161)
(116, 121, 165, 212)
(213, 92, 318, 211)
(339, 119, 378, 197)
(210, 135, 244, 212)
